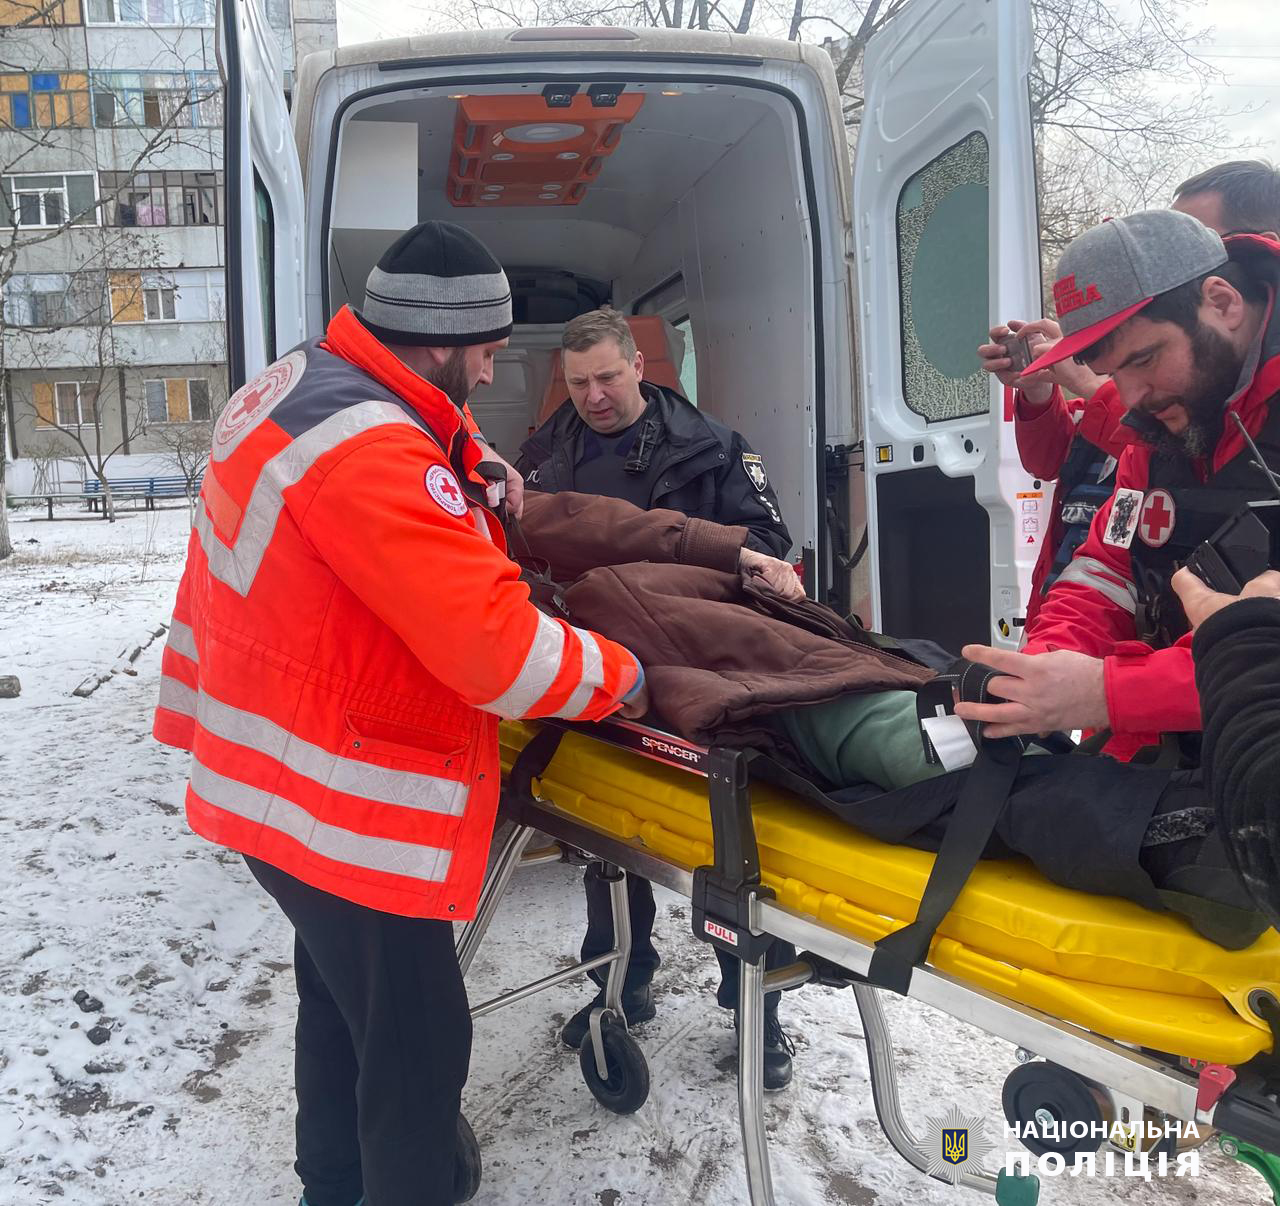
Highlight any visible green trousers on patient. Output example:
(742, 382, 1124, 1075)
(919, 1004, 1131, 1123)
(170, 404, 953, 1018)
(776, 690, 945, 793)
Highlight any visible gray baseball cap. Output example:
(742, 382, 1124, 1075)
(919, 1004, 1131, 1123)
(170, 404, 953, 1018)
(1025, 209, 1228, 374)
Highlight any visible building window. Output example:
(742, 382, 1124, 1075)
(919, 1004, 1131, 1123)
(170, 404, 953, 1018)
(0, 1, 83, 26)
(90, 71, 222, 130)
(101, 169, 221, 227)
(0, 71, 92, 128)
(895, 131, 991, 423)
(86, 0, 213, 24)
(4, 272, 106, 326)
(143, 278, 176, 321)
(110, 268, 225, 324)
(1, 174, 98, 227)
(145, 376, 211, 424)
(35, 381, 99, 428)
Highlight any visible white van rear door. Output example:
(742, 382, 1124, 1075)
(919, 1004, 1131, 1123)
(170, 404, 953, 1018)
(853, 0, 1040, 651)
(217, 0, 306, 388)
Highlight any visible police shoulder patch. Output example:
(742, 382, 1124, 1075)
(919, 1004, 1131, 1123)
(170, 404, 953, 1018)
(425, 463, 468, 517)
(742, 452, 768, 493)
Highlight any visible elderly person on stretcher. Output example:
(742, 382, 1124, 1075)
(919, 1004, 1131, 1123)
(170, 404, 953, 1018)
(511, 488, 1270, 952)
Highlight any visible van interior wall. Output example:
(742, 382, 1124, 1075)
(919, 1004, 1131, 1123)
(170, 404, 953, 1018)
(326, 91, 813, 553)
(614, 105, 812, 550)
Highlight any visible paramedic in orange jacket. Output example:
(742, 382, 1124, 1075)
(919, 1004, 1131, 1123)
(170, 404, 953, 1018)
(153, 222, 645, 1206)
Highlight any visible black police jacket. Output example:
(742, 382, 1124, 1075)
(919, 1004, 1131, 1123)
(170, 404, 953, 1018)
(515, 381, 792, 559)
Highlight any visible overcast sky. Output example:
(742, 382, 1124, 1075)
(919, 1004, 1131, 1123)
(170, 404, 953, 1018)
(335, 0, 1279, 167)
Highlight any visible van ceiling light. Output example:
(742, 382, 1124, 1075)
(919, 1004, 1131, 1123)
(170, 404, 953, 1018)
(661, 90, 682, 97)
(447, 93, 643, 209)
(502, 122, 585, 143)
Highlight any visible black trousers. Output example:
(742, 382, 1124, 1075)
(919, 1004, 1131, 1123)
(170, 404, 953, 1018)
(581, 865, 797, 1013)
(246, 857, 471, 1206)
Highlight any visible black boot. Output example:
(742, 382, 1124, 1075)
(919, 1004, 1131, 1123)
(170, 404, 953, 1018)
(735, 1009, 796, 1092)
(560, 983, 656, 1049)
(1157, 831, 1271, 949)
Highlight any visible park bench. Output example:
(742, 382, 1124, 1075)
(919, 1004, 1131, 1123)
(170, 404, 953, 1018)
(82, 474, 202, 513)
(6, 491, 89, 520)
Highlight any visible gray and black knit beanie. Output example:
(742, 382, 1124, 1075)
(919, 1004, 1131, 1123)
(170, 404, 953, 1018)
(356, 221, 513, 347)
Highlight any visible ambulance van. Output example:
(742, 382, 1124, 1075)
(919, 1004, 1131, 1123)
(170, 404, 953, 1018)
(221, 0, 1041, 651)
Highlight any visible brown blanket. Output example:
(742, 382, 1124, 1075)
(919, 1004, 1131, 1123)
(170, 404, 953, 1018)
(520, 492, 932, 746)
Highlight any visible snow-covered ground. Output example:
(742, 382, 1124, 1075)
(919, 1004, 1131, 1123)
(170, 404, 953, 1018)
(0, 503, 1269, 1205)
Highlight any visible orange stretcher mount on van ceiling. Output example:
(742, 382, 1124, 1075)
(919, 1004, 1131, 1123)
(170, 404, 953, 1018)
(447, 93, 644, 208)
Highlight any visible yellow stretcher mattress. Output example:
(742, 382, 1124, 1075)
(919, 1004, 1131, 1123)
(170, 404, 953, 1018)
(500, 722, 1280, 1067)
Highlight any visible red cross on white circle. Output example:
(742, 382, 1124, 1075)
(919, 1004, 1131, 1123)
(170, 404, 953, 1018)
(425, 464, 469, 517)
(1138, 489, 1175, 548)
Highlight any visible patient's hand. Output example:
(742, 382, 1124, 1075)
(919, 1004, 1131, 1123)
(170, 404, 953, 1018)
(1174, 566, 1280, 630)
(739, 548, 806, 602)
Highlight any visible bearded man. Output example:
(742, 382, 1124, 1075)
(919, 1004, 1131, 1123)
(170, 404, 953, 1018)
(966, 209, 1279, 759)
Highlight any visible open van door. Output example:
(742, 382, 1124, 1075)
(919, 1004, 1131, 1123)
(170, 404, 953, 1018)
(218, 0, 306, 389)
(853, 0, 1040, 653)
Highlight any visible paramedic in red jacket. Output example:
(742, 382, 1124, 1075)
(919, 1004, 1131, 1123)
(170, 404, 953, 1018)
(983, 323, 1136, 625)
(983, 161, 1280, 627)
(153, 222, 645, 1206)
(957, 209, 1280, 757)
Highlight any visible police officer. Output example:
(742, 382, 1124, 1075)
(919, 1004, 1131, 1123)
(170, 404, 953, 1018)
(516, 307, 799, 1091)
(518, 308, 791, 555)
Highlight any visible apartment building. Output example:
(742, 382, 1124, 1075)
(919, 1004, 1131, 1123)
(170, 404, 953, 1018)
(0, 0, 335, 490)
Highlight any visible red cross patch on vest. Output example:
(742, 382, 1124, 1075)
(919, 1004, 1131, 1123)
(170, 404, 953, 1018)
(1138, 488, 1176, 548)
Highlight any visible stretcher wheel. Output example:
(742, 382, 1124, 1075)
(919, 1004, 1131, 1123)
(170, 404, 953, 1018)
(454, 1111, 481, 1202)
(579, 1020, 651, 1115)
(1002, 1061, 1106, 1158)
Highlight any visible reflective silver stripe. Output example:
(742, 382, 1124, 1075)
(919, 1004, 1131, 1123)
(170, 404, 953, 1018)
(193, 686, 468, 817)
(196, 400, 418, 596)
(1055, 556, 1138, 614)
(190, 758, 452, 884)
(166, 618, 198, 663)
(478, 608, 566, 719)
(553, 629, 608, 720)
(158, 673, 197, 717)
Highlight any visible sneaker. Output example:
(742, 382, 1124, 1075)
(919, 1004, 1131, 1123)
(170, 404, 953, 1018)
(560, 983, 656, 1049)
(735, 1010, 796, 1092)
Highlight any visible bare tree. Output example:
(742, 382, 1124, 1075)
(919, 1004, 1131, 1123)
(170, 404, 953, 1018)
(148, 330, 226, 520)
(7, 260, 157, 520)
(0, 6, 223, 554)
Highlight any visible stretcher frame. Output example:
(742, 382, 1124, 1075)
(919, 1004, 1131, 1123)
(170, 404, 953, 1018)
(457, 717, 1280, 1206)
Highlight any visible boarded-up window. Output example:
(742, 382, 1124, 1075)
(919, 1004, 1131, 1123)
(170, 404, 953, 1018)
(34, 382, 54, 427)
(109, 270, 142, 322)
(144, 376, 211, 423)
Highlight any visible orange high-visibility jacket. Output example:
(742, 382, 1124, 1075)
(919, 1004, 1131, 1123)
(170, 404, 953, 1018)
(153, 306, 641, 920)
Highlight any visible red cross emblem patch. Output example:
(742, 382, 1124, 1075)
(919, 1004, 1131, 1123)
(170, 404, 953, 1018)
(1138, 489, 1176, 548)
(425, 464, 469, 517)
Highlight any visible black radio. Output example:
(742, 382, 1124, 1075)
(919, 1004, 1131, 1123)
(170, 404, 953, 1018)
(1187, 413, 1280, 594)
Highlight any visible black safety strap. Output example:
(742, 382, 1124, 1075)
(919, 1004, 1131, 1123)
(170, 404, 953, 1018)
(867, 659, 1025, 995)
(501, 724, 566, 824)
